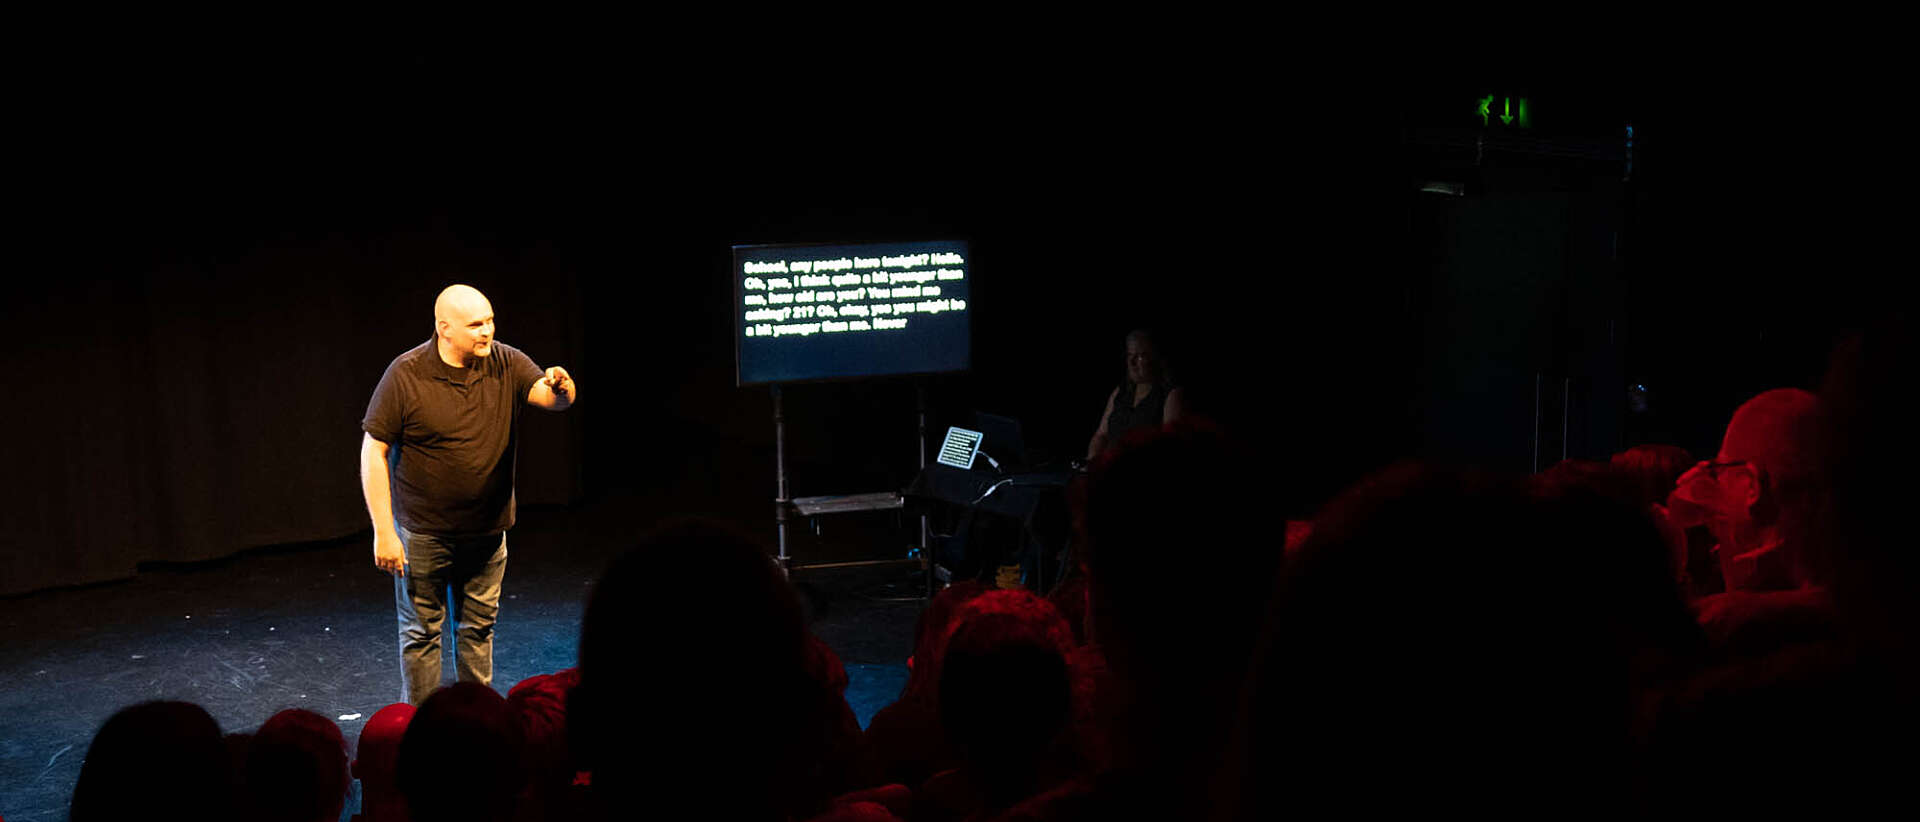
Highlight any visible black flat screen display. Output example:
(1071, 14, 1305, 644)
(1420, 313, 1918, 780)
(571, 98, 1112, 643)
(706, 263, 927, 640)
(735, 240, 971, 385)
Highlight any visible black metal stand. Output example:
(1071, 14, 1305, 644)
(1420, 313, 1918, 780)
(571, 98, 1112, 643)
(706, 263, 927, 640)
(917, 380, 934, 599)
(769, 381, 932, 595)
(773, 384, 791, 570)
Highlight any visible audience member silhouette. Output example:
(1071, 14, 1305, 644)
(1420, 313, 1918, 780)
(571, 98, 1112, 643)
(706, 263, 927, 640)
(1610, 443, 1718, 600)
(244, 708, 351, 822)
(1532, 458, 1641, 512)
(1002, 420, 1274, 820)
(1528, 457, 1710, 735)
(1044, 475, 1093, 646)
(69, 700, 234, 822)
(914, 591, 1080, 822)
(855, 580, 992, 792)
(1223, 461, 1699, 816)
(1804, 318, 1912, 672)
(1611, 444, 1696, 509)
(570, 518, 857, 821)
(804, 631, 867, 803)
(1818, 319, 1920, 794)
(223, 732, 254, 814)
(351, 702, 415, 822)
(396, 682, 524, 822)
(1818, 320, 1917, 690)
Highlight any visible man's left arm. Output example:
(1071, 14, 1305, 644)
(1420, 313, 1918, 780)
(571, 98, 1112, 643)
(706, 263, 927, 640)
(528, 365, 577, 410)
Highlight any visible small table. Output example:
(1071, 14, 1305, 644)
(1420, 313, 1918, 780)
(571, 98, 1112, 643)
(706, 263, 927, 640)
(780, 492, 926, 576)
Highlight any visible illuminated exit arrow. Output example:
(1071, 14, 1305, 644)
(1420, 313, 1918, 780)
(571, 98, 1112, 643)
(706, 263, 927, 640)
(1500, 97, 1513, 125)
(1478, 95, 1493, 126)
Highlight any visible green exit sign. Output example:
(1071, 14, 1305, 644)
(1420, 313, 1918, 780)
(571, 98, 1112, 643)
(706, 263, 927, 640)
(1476, 94, 1532, 128)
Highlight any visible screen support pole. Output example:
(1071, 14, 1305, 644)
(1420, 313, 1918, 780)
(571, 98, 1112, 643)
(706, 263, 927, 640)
(773, 384, 790, 572)
(917, 379, 932, 597)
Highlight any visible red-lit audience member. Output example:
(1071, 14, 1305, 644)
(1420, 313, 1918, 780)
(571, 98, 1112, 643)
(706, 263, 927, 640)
(1668, 389, 1836, 651)
(396, 682, 524, 822)
(1000, 421, 1275, 821)
(505, 666, 582, 822)
(1643, 351, 1913, 815)
(1613, 444, 1721, 600)
(245, 708, 351, 822)
(913, 591, 1082, 822)
(855, 581, 992, 792)
(1534, 458, 1639, 502)
(1610, 446, 1697, 588)
(351, 702, 415, 822)
(69, 700, 235, 822)
(1282, 519, 1313, 556)
(1613, 444, 1696, 508)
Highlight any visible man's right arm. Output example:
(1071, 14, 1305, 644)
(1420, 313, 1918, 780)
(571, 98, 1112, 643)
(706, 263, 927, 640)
(361, 433, 406, 576)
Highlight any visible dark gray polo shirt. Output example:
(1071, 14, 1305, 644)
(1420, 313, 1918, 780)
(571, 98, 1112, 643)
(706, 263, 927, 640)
(363, 338, 544, 537)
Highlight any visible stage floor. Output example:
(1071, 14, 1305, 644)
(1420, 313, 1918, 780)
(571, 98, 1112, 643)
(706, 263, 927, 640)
(0, 488, 920, 822)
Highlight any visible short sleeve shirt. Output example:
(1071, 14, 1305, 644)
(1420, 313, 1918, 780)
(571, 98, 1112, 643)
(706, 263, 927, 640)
(363, 338, 544, 536)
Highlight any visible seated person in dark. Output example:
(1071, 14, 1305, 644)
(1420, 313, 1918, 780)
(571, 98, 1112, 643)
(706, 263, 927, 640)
(1084, 329, 1186, 460)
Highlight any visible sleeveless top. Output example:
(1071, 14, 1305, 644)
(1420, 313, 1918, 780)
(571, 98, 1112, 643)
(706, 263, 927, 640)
(1104, 380, 1174, 450)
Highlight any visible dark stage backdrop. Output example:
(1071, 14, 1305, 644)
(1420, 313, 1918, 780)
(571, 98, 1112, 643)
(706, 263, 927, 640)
(2, 209, 585, 597)
(2, 166, 1413, 597)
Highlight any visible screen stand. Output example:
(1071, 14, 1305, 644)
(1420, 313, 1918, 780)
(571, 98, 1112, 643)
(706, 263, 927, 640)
(773, 384, 791, 571)
(768, 381, 931, 596)
(917, 380, 933, 599)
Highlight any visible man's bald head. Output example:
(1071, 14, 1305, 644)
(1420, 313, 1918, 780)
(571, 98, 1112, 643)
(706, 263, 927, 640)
(435, 285, 492, 325)
(1713, 387, 1833, 588)
(433, 284, 496, 366)
(1721, 388, 1828, 495)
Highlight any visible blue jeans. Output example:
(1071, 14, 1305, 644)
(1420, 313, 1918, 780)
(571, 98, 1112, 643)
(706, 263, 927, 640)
(395, 528, 508, 705)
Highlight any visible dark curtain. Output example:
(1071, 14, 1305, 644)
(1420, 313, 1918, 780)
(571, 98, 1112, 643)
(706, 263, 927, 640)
(3, 217, 584, 596)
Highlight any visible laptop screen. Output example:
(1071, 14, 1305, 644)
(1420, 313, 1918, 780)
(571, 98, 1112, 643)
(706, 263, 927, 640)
(936, 426, 984, 470)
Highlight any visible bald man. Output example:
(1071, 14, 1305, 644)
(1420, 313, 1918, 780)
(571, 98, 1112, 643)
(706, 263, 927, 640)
(1668, 388, 1837, 649)
(360, 285, 578, 705)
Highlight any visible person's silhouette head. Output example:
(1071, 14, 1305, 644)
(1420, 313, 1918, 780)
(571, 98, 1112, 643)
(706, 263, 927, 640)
(571, 518, 833, 819)
(245, 708, 349, 822)
(352, 702, 415, 821)
(70, 701, 231, 822)
(397, 683, 523, 822)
